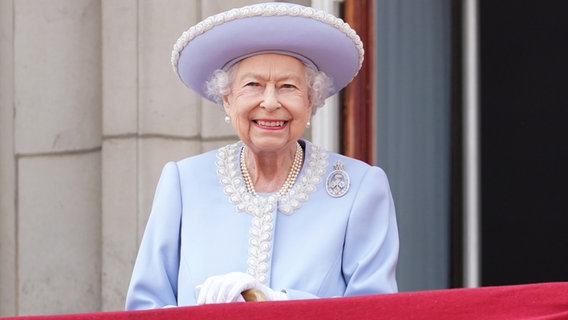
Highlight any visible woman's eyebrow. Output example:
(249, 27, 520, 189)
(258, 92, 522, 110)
(238, 72, 302, 82)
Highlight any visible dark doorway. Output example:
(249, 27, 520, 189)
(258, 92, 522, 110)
(480, 0, 568, 285)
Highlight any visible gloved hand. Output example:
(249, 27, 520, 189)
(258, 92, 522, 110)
(195, 272, 288, 304)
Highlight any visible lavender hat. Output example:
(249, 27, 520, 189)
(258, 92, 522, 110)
(171, 2, 364, 103)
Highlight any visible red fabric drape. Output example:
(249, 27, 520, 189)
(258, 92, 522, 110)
(4, 282, 568, 320)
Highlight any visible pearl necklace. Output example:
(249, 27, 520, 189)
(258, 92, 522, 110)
(240, 142, 303, 197)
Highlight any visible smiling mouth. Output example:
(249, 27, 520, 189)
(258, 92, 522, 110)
(254, 120, 288, 128)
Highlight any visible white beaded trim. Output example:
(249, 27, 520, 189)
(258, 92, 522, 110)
(171, 3, 364, 75)
(215, 141, 328, 283)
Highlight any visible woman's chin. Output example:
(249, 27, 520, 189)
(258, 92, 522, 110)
(245, 137, 297, 153)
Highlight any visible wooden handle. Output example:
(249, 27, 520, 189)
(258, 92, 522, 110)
(241, 289, 267, 302)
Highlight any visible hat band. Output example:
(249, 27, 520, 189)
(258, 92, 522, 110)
(221, 50, 319, 71)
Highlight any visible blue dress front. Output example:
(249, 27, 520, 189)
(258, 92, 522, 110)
(125, 140, 399, 309)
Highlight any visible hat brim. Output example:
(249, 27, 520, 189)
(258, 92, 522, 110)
(173, 4, 363, 102)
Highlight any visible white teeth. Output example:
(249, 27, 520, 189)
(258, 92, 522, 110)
(257, 120, 285, 127)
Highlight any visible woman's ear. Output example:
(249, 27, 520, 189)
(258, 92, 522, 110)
(222, 95, 231, 114)
(307, 103, 314, 117)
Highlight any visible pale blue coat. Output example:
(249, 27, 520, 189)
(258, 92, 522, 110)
(125, 140, 399, 309)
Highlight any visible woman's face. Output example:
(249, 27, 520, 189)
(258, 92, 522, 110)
(223, 53, 312, 154)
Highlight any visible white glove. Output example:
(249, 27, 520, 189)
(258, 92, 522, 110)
(196, 272, 288, 304)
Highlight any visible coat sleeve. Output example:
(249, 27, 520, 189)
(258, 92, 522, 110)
(125, 162, 182, 310)
(342, 166, 399, 294)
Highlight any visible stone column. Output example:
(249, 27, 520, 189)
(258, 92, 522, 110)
(101, 0, 202, 311)
(0, 0, 17, 316)
(12, 0, 102, 315)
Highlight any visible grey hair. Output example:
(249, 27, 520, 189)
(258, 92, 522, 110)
(205, 63, 334, 115)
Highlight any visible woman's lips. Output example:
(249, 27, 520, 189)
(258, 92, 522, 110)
(254, 119, 288, 129)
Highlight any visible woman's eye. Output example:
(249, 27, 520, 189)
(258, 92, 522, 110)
(245, 82, 260, 87)
(281, 84, 296, 89)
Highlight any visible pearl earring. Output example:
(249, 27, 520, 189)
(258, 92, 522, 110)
(224, 115, 230, 124)
(306, 121, 311, 129)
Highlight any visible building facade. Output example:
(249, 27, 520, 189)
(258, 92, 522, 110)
(4, 0, 565, 317)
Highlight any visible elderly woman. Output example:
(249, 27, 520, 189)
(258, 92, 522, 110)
(126, 3, 399, 309)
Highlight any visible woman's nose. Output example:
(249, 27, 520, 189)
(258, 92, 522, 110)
(260, 85, 280, 111)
